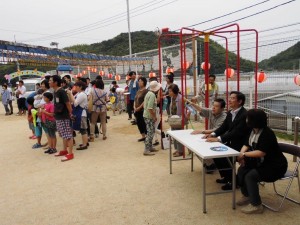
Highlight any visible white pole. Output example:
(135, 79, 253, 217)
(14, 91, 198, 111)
(126, 0, 132, 58)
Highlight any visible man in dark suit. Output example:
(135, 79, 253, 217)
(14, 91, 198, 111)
(206, 91, 251, 190)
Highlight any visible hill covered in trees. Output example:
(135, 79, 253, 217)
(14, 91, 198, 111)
(259, 41, 300, 70)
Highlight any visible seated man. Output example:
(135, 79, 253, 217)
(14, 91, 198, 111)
(190, 98, 227, 172)
(206, 91, 251, 190)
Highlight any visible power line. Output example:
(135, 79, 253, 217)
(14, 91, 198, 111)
(21, 0, 174, 43)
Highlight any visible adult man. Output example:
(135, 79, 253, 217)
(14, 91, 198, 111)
(16, 80, 26, 115)
(128, 71, 139, 121)
(190, 98, 227, 172)
(50, 75, 74, 162)
(199, 74, 219, 104)
(206, 91, 250, 190)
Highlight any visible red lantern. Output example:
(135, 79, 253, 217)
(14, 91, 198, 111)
(83, 70, 86, 75)
(182, 61, 190, 70)
(126, 75, 130, 81)
(224, 68, 235, 78)
(107, 73, 113, 79)
(294, 74, 300, 86)
(87, 66, 91, 71)
(149, 72, 156, 78)
(166, 67, 174, 74)
(115, 75, 121, 81)
(201, 62, 211, 70)
(99, 70, 105, 76)
(257, 70, 267, 83)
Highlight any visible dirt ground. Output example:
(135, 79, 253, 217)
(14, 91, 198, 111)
(0, 103, 299, 225)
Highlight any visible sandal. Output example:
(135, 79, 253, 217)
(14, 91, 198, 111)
(173, 152, 183, 157)
(61, 153, 74, 162)
(173, 150, 179, 156)
(54, 150, 68, 157)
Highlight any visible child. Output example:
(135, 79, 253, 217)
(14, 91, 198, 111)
(1, 84, 11, 115)
(109, 87, 118, 116)
(41, 92, 57, 154)
(31, 107, 43, 149)
(26, 97, 36, 139)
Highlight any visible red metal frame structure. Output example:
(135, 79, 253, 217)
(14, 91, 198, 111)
(158, 24, 258, 152)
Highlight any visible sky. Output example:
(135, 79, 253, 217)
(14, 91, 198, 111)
(1, 0, 299, 58)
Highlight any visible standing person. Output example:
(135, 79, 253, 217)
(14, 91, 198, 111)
(109, 87, 118, 116)
(72, 81, 89, 150)
(199, 74, 219, 104)
(1, 84, 11, 115)
(7, 84, 13, 115)
(206, 91, 251, 190)
(16, 80, 26, 115)
(134, 77, 148, 142)
(50, 75, 74, 162)
(128, 71, 139, 121)
(191, 98, 227, 172)
(163, 73, 174, 120)
(237, 109, 287, 214)
(143, 81, 161, 156)
(168, 84, 188, 157)
(124, 79, 131, 119)
(89, 79, 108, 142)
(41, 92, 57, 154)
(26, 97, 36, 139)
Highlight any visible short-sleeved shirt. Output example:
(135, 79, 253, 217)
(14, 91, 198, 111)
(54, 88, 70, 120)
(18, 85, 26, 98)
(200, 108, 227, 131)
(200, 82, 219, 97)
(143, 91, 157, 119)
(42, 102, 55, 122)
(91, 88, 108, 113)
(134, 88, 148, 108)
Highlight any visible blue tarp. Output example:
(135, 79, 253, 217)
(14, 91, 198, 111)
(57, 64, 73, 71)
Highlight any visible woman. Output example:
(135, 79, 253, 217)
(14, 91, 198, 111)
(134, 77, 148, 142)
(237, 109, 288, 214)
(72, 81, 89, 150)
(1, 84, 11, 115)
(89, 79, 108, 141)
(143, 80, 161, 156)
(168, 84, 188, 157)
(163, 72, 174, 119)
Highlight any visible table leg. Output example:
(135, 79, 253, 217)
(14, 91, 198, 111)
(202, 162, 207, 213)
(191, 152, 194, 172)
(169, 135, 172, 174)
(232, 156, 236, 209)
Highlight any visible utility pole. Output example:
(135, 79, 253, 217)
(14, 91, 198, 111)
(126, 0, 132, 70)
(14, 35, 20, 80)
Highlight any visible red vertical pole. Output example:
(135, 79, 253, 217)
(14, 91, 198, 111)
(236, 25, 240, 91)
(225, 38, 229, 111)
(204, 34, 210, 130)
(158, 36, 163, 149)
(254, 30, 259, 109)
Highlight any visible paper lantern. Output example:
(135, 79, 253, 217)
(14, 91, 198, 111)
(107, 73, 113, 79)
(83, 70, 86, 75)
(224, 68, 235, 78)
(257, 71, 267, 83)
(126, 75, 130, 80)
(149, 72, 156, 78)
(166, 67, 174, 74)
(182, 61, 190, 70)
(115, 75, 121, 81)
(92, 68, 97, 73)
(87, 66, 91, 71)
(294, 74, 300, 86)
(99, 70, 105, 76)
(201, 62, 211, 70)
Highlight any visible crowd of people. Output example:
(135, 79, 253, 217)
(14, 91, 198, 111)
(1, 71, 289, 214)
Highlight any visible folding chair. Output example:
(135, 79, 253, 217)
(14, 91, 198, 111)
(263, 142, 300, 211)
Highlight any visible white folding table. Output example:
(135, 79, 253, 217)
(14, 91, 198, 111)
(167, 129, 240, 213)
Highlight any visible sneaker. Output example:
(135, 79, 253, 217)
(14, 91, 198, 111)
(54, 150, 68, 157)
(32, 143, 42, 149)
(237, 196, 250, 206)
(143, 151, 155, 156)
(44, 148, 52, 154)
(241, 204, 264, 214)
(48, 148, 57, 154)
(61, 153, 74, 162)
(150, 148, 159, 152)
(76, 145, 88, 150)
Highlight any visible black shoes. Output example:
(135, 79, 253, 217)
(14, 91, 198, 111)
(216, 178, 228, 184)
(138, 137, 146, 142)
(221, 183, 239, 191)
